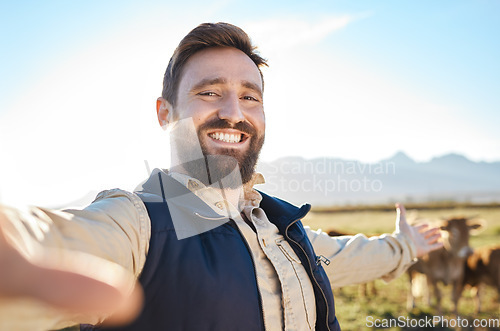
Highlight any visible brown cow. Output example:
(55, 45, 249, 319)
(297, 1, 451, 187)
(407, 216, 485, 314)
(461, 244, 500, 313)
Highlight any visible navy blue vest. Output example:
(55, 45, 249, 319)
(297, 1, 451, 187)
(82, 171, 340, 330)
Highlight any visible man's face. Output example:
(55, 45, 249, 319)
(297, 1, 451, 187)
(161, 47, 266, 185)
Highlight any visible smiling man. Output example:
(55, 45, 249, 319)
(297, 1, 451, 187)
(0, 23, 442, 331)
(159, 37, 266, 190)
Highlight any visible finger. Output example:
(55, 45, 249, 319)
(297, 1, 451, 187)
(395, 203, 406, 217)
(413, 223, 429, 232)
(417, 242, 444, 258)
(417, 240, 444, 256)
(421, 227, 441, 239)
(423, 226, 440, 234)
(425, 232, 442, 245)
(427, 242, 444, 251)
(395, 204, 407, 230)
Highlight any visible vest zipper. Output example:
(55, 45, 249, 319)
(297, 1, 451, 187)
(230, 219, 267, 330)
(316, 255, 331, 266)
(285, 218, 331, 331)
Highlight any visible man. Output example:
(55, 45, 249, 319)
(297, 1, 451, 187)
(0, 22, 442, 330)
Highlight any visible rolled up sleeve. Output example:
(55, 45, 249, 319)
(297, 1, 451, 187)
(306, 227, 416, 288)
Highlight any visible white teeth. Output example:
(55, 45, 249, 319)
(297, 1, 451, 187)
(209, 132, 242, 143)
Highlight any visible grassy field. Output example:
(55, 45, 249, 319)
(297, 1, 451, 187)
(303, 204, 500, 330)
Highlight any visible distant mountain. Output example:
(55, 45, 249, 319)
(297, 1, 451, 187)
(383, 151, 416, 166)
(256, 152, 500, 206)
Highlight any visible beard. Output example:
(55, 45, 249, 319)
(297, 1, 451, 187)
(170, 117, 264, 188)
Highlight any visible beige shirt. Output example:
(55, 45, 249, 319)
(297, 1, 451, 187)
(0, 170, 416, 331)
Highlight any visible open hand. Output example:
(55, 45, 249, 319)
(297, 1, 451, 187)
(395, 203, 443, 258)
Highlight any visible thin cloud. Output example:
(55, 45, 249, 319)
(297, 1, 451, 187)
(244, 14, 368, 52)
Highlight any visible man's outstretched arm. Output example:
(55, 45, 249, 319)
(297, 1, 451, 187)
(307, 204, 443, 288)
(0, 210, 143, 325)
(0, 189, 149, 329)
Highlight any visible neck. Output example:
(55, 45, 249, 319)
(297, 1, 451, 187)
(168, 161, 245, 211)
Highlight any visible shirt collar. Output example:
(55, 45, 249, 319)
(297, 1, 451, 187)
(167, 170, 265, 213)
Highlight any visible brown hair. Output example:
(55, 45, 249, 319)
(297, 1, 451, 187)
(162, 22, 267, 107)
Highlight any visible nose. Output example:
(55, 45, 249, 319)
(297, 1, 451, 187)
(457, 246, 473, 258)
(218, 94, 245, 125)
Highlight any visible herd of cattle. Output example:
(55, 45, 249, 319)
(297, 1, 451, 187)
(327, 215, 500, 315)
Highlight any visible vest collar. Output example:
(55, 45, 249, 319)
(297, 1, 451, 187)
(258, 191, 311, 234)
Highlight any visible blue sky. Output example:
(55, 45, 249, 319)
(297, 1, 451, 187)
(0, 0, 499, 206)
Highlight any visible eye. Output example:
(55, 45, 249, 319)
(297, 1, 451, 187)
(242, 95, 259, 102)
(198, 91, 219, 97)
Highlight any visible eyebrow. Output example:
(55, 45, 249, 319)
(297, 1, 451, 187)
(241, 80, 263, 98)
(190, 77, 226, 93)
(190, 77, 263, 97)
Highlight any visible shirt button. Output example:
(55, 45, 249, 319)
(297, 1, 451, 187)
(215, 201, 225, 210)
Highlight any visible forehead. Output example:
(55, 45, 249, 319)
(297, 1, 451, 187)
(178, 47, 263, 92)
(445, 218, 468, 233)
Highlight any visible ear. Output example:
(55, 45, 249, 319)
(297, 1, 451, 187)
(156, 97, 173, 130)
(438, 220, 448, 231)
(468, 218, 487, 235)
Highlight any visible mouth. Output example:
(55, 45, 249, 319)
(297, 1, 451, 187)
(207, 129, 249, 145)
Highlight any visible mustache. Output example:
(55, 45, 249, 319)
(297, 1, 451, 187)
(198, 118, 257, 136)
